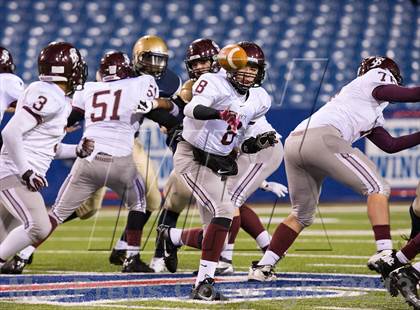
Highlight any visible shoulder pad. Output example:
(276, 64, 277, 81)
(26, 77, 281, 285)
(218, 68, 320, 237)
(157, 68, 182, 98)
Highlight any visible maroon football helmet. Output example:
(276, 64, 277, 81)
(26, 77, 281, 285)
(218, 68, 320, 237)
(38, 41, 87, 95)
(0, 47, 16, 73)
(357, 56, 403, 85)
(227, 41, 266, 94)
(99, 51, 134, 82)
(185, 38, 220, 80)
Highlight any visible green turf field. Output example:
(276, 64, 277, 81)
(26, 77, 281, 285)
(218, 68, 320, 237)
(0, 202, 417, 309)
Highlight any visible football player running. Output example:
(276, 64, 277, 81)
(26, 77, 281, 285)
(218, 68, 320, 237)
(154, 41, 287, 275)
(0, 46, 24, 127)
(150, 38, 222, 272)
(45, 51, 178, 273)
(0, 42, 89, 269)
(0, 46, 26, 266)
(247, 56, 420, 289)
(159, 42, 276, 300)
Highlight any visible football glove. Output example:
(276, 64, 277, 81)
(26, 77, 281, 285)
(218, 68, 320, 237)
(136, 100, 157, 114)
(255, 131, 278, 149)
(261, 181, 288, 198)
(76, 137, 95, 158)
(22, 169, 48, 192)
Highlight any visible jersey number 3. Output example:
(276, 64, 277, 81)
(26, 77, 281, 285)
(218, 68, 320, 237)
(90, 89, 122, 122)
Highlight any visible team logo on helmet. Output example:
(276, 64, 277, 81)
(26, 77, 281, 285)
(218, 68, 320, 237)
(1, 50, 9, 62)
(69, 48, 79, 67)
(370, 57, 385, 68)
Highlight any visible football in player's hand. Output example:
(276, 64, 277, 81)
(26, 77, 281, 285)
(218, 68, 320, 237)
(217, 44, 248, 71)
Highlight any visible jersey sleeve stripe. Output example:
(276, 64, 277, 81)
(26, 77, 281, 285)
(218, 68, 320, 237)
(22, 106, 43, 125)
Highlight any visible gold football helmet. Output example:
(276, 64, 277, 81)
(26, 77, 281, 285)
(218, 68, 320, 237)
(132, 35, 169, 79)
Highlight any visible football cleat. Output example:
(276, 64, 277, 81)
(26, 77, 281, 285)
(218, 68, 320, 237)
(190, 277, 228, 301)
(248, 261, 277, 282)
(367, 249, 396, 273)
(149, 256, 167, 273)
(389, 265, 420, 309)
(1, 255, 30, 274)
(122, 254, 154, 273)
(109, 249, 127, 266)
(156, 224, 179, 273)
(374, 251, 406, 296)
(215, 258, 234, 276)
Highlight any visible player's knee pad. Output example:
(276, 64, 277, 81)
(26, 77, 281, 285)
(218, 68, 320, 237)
(292, 209, 315, 228)
(214, 203, 234, 220)
(28, 220, 52, 243)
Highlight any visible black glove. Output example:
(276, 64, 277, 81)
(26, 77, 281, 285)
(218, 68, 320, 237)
(241, 131, 278, 154)
(255, 131, 278, 149)
(22, 169, 48, 192)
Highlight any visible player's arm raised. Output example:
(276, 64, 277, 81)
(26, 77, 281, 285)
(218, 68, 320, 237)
(367, 126, 420, 154)
(372, 84, 420, 102)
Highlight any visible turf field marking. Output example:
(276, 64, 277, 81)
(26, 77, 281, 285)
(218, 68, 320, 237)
(307, 263, 366, 268)
(316, 307, 377, 310)
(35, 249, 371, 259)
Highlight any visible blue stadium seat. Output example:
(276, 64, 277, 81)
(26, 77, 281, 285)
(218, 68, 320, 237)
(0, 0, 418, 109)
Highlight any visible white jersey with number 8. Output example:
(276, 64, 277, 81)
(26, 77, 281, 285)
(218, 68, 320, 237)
(182, 73, 270, 156)
(72, 75, 158, 159)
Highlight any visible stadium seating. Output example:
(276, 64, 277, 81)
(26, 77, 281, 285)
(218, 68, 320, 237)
(0, 0, 419, 109)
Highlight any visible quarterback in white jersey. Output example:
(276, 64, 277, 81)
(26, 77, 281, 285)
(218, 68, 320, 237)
(159, 41, 277, 300)
(0, 42, 88, 269)
(248, 56, 420, 283)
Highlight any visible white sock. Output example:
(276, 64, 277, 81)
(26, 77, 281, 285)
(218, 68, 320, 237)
(126, 246, 139, 258)
(376, 239, 393, 252)
(114, 239, 128, 250)
(396, 250, 410, 264)
(0, 225, 33, 260)
(17, 246, 36, 260)
(195, 259, 217, 287)
(258, 250, 280, 266)
(413, 262, 420, 273)
(220, 243, 234, 262)
(169, 228, 183, 246)
(256, 231, 271, 249)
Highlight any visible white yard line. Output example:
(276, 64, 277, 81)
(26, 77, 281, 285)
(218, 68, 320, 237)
(316, 307, 378, 310)
(307, 263, 365, 268)
(34, 249, 371, 260)
(81, 204, 409, 218)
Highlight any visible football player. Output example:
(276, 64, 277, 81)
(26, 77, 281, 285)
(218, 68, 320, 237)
(0, 42, 89, 268)
(107, 35, 182, 270)
(247, 56, 420, 286)
(157, 41, 277, 300)
(0, 46, 23, 126)
(43, 50, 178, 273)
(150, 38, 222, 272)
(154, 41, 288, 275)
(0, 46, 25, 239)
